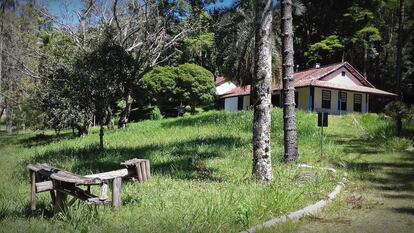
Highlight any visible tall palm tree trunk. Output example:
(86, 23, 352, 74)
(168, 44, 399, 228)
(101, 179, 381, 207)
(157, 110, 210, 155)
(252, 0, 273, 183)
(281, 0, 299, 162)
(396, 0, 404, 100)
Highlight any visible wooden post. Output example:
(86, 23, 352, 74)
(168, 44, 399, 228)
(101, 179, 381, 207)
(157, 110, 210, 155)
(30, 171, 36, 211)
(136, 163, 143, 182)
(140, 162, 147, 181)
(49, 190, 56, 205)
(99, 183, 108, 200)
(145, 160, 151, 179)
(112, 177, 122, 211)
(54, 181, 66, 212)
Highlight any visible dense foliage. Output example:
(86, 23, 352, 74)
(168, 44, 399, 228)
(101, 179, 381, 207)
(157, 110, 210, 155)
(140, 63, 215, 114)
(0, 0, 413, 135)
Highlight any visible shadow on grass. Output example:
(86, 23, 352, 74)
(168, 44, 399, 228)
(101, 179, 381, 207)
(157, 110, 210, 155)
(20, 132, 76, 148)
(391, 207, 414, 215)
(29, 135, 248, 182)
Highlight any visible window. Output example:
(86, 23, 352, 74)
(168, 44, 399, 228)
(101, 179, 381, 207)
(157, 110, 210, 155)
(321, 90, 331, 109)
(338, 92, 347, 111)
(295, 92, 298, 108)
(341, 71, 346, 76)
(354, 94, 362, 112)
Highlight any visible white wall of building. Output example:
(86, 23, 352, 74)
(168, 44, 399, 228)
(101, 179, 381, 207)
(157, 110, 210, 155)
(223, 87, 368, 115)
(224, 97, 238, 112)
(216, 82, 237, 95)
(297, 87, 310, 110)
(313, 87, 367, 115)
(243, 95, 250, 110)
(325, 67, 362, 87)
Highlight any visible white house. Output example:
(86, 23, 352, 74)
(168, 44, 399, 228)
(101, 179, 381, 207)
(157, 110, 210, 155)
(215, 76, 237, 95)
(217, 62, 396, 114)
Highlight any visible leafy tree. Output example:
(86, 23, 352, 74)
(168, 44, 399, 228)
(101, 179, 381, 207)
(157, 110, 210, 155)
(175, 63, 215, 113)
(305, 35, 344, 65)
(139, 64, 215, 115)
(351, 25, 382, 78)
(73, 32, 132, 150)
(139, 66, 178, 113)
(252, 0, 273, 183)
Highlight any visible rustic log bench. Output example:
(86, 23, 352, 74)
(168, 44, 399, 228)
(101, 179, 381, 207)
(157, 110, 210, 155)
(27, 158, 150, 211)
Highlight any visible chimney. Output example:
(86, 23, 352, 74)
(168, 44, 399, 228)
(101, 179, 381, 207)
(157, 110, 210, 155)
(315, 63, 320, 68)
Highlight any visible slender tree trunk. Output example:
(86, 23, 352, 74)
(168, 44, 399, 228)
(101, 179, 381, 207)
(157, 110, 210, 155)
(281, 0, 299, 162)
(0, 107, 4, 120)
(5, 106, 12, 134)
(118, 93, 132, 128)
(252, 0, 273, 183)
(396, 0, 404, 100)
(99, 123, 104, 151)
(76, 119, 91, 137)
(0, 14, 3, 108)
(106, 106, 114, 130)
(363, 46, 368, 78)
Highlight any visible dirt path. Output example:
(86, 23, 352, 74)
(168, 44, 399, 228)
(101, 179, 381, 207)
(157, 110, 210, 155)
(295, 118, 414, 233)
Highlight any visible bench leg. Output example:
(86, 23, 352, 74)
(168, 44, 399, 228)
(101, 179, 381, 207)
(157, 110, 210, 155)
(30, 171, 36, 211)
(55, 191, 67, 212)
(112, 177, 122, 211)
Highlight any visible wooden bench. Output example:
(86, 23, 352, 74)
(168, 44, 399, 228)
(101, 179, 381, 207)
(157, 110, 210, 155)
(27, 158, 150, 211)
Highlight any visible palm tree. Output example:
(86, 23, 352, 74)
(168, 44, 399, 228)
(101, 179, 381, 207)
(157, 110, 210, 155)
(396, 0, 404, 100)
(252, 0, 273, 183)
(281, 0, 299, 162)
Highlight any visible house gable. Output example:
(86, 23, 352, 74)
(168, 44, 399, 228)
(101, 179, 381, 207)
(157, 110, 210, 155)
(321, 67, 364, 87)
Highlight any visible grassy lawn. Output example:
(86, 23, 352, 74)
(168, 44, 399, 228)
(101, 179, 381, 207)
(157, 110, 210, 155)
(0, 109, 411, 233)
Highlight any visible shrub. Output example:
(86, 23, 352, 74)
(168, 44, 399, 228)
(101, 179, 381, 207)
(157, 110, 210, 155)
(150, 107, 163, 120)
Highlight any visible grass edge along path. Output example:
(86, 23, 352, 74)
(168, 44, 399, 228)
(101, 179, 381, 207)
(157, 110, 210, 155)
(242, 164, 347, 233)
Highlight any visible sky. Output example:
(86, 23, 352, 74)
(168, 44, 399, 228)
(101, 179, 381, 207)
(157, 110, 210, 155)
(41, 0, 236, 17)
(32, 0, 236, 26)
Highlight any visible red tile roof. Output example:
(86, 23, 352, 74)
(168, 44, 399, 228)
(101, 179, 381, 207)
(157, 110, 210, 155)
(215, 76, 226, 85)
(220, 62, 396, 98)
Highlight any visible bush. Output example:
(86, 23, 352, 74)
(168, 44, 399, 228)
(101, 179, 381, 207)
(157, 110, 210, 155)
(150, 107, 163, 120)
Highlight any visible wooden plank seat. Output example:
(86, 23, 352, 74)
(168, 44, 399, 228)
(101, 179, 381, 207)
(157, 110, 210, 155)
(27, 158, 151, 212)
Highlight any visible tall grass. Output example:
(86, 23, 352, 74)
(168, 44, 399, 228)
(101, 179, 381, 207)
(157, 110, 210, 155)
(0, 109, 366, 233)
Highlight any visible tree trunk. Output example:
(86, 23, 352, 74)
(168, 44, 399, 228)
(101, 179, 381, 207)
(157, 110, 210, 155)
(281, 0, 299, 162)
(0, 17, 3, 108)
(118, 93, 132, 128)
(99, 123, 104, 151)
(76, 120, 91, 137)
(106, 106, 114, 130)
(252, 0, 273, 183)
(0, 107, 4, 121)
(396, 0, 404, 100)
(363, 46, 368, 79)
(5, 106, 12, 134)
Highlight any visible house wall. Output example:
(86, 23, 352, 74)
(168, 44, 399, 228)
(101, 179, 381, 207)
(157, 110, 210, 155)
(313, 87, 367, 115)
(322, 67, 363, 87)
(297, 87, 310, 110)
(224, 97, 238, 112)
(243, 95, 250, 110)
(223, 87, 368, 115)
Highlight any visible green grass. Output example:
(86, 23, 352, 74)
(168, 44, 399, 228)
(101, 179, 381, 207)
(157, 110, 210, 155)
(0, 109, 411, 233)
